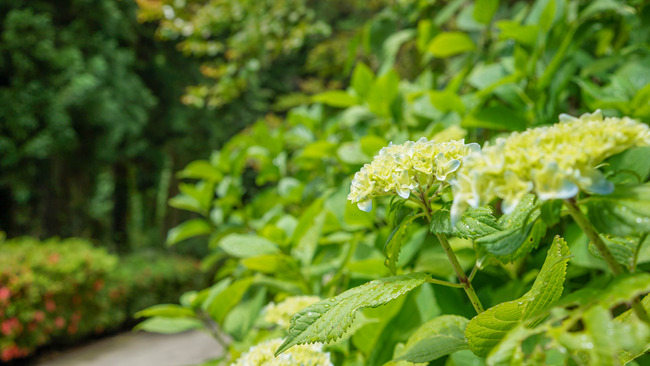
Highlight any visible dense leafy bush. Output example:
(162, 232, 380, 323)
(137, 1, 650, 365)
(0, 235, 204, 362)
(0, 0, 239, 248)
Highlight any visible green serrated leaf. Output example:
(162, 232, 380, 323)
(275, 273, 429, 356)
(395, 315, 469, 363)
(466, 236, 570, 357)
(588, 235, 637, 270)
(474, 195, 547, 262)
(384, 210, 415, 274)
(431, 207, 500, 239)
(586, 183, 650, 236)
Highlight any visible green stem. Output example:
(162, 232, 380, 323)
(563, 199, 650, 324)
(563, 199, 623, 275)
(426, 277, 464, 288)
(436, 233, 484, 314)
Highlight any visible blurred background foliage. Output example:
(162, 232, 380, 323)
(2, 0, 650, 363)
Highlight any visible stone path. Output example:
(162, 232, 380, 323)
(37, 330, 224, 366)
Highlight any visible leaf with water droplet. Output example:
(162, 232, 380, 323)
(466, 236, 570, 356)
(586, 183, 650, 236)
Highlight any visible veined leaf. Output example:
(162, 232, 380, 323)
(488, 274, 650, 365)
(275, 273, 429, 356)
(385, 212, 419, 274)
(466, 236, 570, 357)
(474, 195, 547, 262)
(430, 207, 500, 239)
(395, 315, 469, 363)
(586, 183, 650, 236)
(588, 234, 638, 270)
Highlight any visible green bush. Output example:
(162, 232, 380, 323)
(0, 236, 204, 362)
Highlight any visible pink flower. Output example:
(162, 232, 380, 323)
(45, 300, 56, 312)
(54, 316, 65, 329)
(0, 287, 10, 302)
(33, 311, 45, 323)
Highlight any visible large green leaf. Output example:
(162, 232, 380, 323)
(586, 183, 650, 236)
(166, 219, 212, 246)
(395, 315, 469, 363)
(385, 211, 419, 274)
(474, 195, 547, 262)
(466, 236, 570, 357)
(275, 273, 429, 356)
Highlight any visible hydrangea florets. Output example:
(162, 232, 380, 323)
(230, 338, 333, 366)
(348, 138, 480, 211)
(263, 296, 321, 329)
(451, 110, 650, 222)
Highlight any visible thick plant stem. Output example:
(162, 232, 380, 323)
(563, 199, 623, 275)
(436, 233, 485, 314)
(563, 199, 650, 323)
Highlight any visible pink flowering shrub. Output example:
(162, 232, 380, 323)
(0, 236, 203, 362)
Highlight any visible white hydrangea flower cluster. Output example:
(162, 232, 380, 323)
(263, 296, 321, 329)
(348, 138, 480, 211)
(230, 338, 333, 366)
(451, 110, 650, 222)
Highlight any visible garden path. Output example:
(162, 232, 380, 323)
(37, 330, 223, 366)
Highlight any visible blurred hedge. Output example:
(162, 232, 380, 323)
(0, 236, 205, 362)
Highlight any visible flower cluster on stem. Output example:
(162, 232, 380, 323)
(450, 110, 650, 222)
(348, 138, 479, 211)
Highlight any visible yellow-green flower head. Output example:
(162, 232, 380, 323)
(230, 338, 333, 366)
(451, 110, 650, 222)
(263, 296, 321, 329)
(348, 138, 480, 211)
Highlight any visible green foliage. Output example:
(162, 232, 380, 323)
(138, 1, 650, 365)
(0, 236, 204, 362)
(394, 315, 469, 363)
(465, 236, 570, 357)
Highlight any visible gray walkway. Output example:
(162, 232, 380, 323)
(37, 330, 224, 366)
